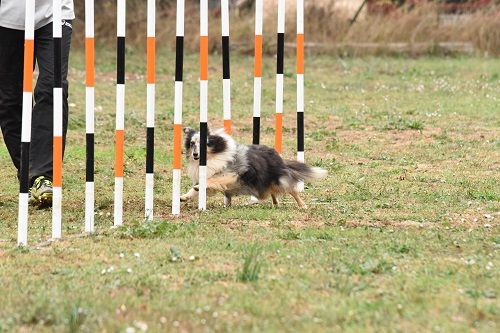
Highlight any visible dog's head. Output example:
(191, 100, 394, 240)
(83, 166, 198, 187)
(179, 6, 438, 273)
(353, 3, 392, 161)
(184, 127, 228, 161)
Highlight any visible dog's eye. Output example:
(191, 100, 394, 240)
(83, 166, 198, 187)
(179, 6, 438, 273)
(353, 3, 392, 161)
(190, 142, 195, 147)
(207, 141, 213, 147)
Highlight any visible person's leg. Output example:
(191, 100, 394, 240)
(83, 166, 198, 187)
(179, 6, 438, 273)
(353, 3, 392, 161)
(30, 21, 72, 183)
(0, 27, 25, 178)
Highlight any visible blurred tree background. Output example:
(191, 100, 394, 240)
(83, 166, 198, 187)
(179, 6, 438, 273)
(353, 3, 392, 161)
(71, 0, 499, 56)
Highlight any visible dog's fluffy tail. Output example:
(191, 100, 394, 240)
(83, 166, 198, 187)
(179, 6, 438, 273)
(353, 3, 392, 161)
(285, 160, 328, 182)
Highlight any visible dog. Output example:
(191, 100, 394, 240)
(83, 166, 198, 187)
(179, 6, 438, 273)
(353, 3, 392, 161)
(180, 127, 327, 209)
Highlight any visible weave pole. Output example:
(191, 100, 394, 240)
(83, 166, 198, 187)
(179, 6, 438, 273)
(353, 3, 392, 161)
(114, 0, 126, 226)
(17, 0, 35, 246)
(52, 0, 63, 239)
(145, 0, 156, 220)
(171, 0, 184, 216)
(296, 0, 305, 192)
(274, 0, 285, 154)
(221, 0, 231, 134)
(85, 0, 95, 232)
(252, 0, 263, 145)
(198, 0, 209, 211)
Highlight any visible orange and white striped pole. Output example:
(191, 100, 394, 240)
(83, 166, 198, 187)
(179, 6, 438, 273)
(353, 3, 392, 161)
(18, 0, 35, 246)
(52, 0, 63, 239)
(85, 0, 95, 232)
(171, 0, 184, 216)
(252, 0, 263, 145)
(221, 0, 231, 134)
(145, 0, 156, 220)
(296, 0, 305, 191)
(114, 0, 126, 226)
(274, 0, 285, 154)
(198, 0, 209, 211)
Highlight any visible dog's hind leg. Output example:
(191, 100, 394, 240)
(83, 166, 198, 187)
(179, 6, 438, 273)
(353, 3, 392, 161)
(289, 191, 308, 209)
(224, 193, 232, 207)
(271, 194, 279, 207)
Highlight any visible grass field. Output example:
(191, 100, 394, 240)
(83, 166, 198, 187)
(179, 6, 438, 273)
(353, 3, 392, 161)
(0, 51, 499, 332)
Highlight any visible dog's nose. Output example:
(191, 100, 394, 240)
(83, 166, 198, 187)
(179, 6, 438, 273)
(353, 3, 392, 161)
(193, 152, 199, 158)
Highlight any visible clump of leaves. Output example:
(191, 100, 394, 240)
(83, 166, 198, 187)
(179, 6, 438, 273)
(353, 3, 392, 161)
(237, 245, 263, 282)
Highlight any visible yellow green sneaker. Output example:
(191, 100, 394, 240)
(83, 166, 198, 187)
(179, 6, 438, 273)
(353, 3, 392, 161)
(29, 176, 53, 209)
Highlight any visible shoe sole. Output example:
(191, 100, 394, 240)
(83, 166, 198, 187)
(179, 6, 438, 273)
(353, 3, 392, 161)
(38, 192, 53, 209)
(29, 192, 52, 209)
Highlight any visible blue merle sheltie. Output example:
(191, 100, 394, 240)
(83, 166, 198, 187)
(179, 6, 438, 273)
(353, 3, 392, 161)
(180, 128, 327, 209)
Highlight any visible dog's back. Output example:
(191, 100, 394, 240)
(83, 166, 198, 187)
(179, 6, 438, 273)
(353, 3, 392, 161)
(227, 144, 327, 201)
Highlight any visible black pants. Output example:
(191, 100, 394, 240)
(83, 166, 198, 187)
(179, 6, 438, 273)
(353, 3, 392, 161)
(0, 21, 72, 185)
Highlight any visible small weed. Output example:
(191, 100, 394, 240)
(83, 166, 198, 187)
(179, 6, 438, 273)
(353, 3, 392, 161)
(279, 230, 301, 240)
(67, 303, 86, 333)
(237, 245, 263, 282)
(118, 220, 178, 239)
(466, 189, 498, 201)
(384, 117, 424, 131)
(390, 244, 411, 254)
(333, 258, 394, 275)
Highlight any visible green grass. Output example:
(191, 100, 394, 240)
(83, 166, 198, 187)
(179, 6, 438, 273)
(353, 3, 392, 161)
(0, 51, 499, 332)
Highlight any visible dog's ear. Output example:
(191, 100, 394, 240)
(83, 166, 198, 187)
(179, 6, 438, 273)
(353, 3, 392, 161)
(183, 127, 195, 135)
(183, 127, 196, 151)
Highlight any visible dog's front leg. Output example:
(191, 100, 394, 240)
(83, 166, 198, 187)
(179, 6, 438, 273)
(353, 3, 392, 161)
(180, 187, 199, 202)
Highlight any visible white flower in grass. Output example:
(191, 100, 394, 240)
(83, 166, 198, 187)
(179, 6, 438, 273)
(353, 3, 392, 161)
(134, 321, 148, 332)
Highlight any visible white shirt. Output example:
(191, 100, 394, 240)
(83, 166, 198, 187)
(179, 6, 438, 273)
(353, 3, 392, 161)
(0, 0, 75, 30)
